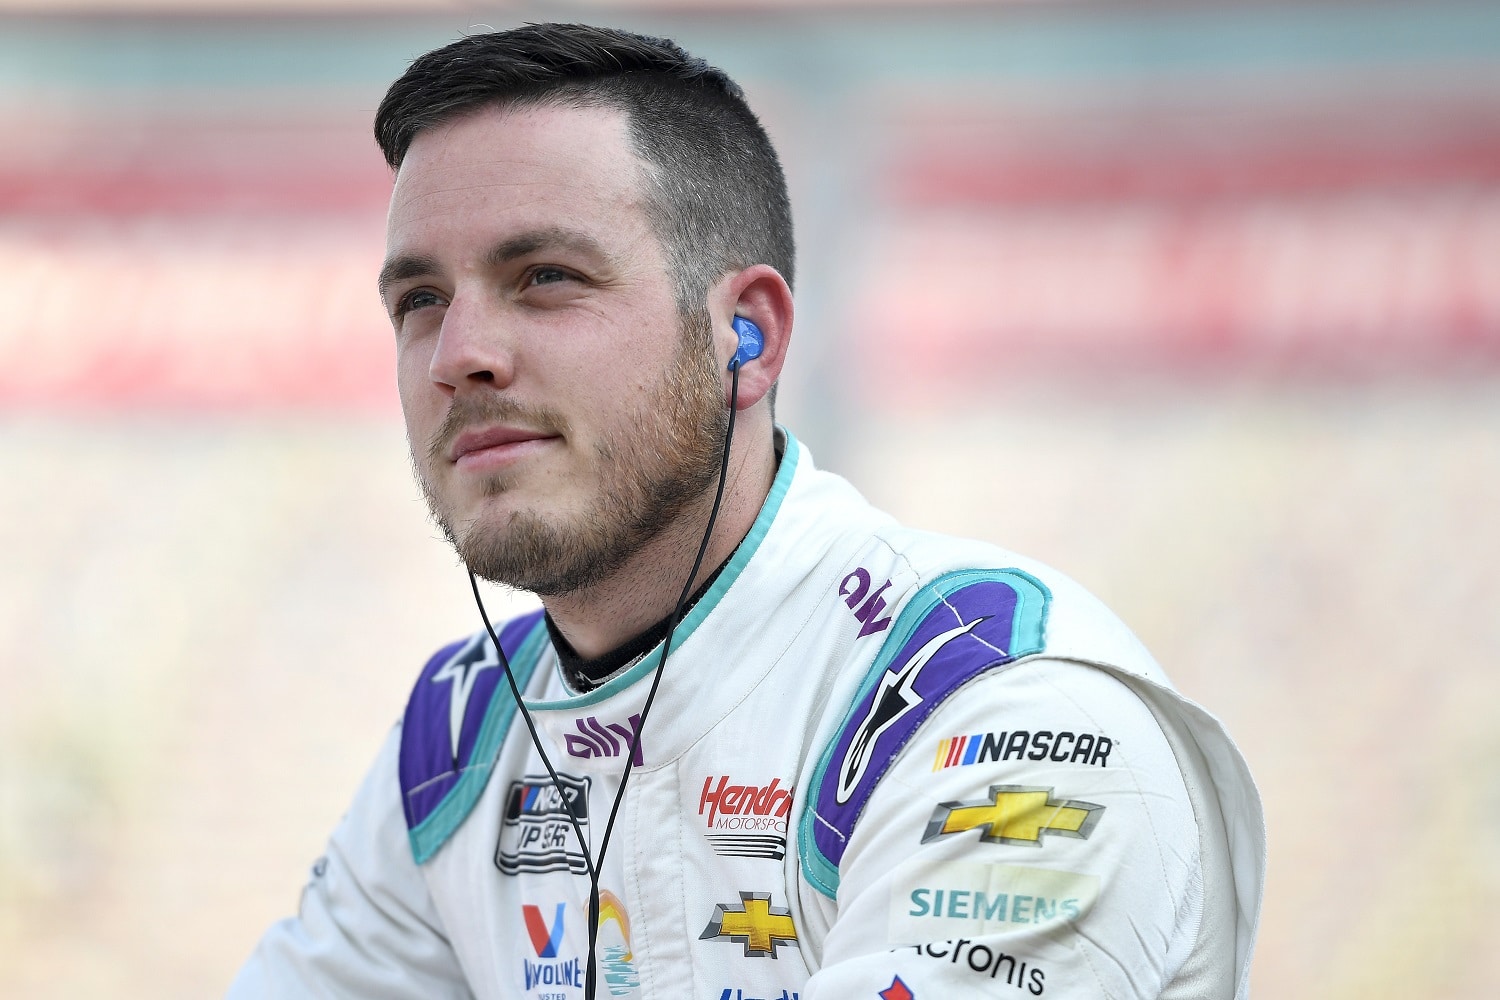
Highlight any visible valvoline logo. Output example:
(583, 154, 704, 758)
(523, 902, 566, 958)
(519, 902, 583, 991)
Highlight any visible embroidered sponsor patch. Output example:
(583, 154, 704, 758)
(519, 901, 584, 992)
(495, 773, 590, 876)
(699, 775, 793, 860)
(889, 860, 1099, 944)
(800, 570, 1050, 897)
(903, 941, 1048, 991)
(524, 902, 567, 958)
(596, 890, 640, 997)
(923, 785, 1104, 847)
(836, 618, 985, 804)
(700, 892, 800, 958)
(839, 566, 895, 638)
(879, 976, 914, 1000)
(931, 730, 1113, 771)
(564, 712, 644, 766)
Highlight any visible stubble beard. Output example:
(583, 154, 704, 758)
(417, 310, 729, 596)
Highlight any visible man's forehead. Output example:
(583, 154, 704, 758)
(381, 101, 664, 287)
(388, 103, 645, 240)
(385, 102, 651, 235)
(396, 101, 637, 183)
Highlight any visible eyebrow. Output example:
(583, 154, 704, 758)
(483, 227, 618, 271)
(378, 228, 620, 303)
(377, 252, 440, 302)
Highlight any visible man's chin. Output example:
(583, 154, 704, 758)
(434, 484, 543, 535)
(448, 508, 630, 597)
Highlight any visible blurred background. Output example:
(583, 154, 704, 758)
(1, 0, 1497, 996)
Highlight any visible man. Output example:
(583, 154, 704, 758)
(232, 23, 1264, 1000)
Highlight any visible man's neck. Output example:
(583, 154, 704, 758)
(542, 424, 778, 660)
(546, 552, 731, 692)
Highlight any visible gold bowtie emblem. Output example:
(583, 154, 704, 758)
(699, 892, 799, 958)
(924, 785, 1104, 846)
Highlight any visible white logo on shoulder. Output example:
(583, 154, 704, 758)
(836, 619, 985, 805)
(432, 634, 500, 761)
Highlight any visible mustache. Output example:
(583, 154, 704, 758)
(426, 394, 571, 467)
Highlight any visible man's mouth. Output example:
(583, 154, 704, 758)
(449, 425, 561, 471)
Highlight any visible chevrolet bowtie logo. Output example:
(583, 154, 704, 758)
(699, 892, 799, 958)
(923, 784, 1105, 847)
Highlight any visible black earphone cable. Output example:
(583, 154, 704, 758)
(467, 359, 743, 1000)
(469, 574, 597, 887)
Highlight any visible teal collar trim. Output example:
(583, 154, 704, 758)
(526, 429, 802, 712)
(407, 619, 549, 864)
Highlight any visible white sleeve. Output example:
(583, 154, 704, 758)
(227, 726, 474, 1000)
(805, 658, 1209, 999)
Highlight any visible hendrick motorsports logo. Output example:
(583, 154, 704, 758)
(699, 776, 793, 860)
(923, 785, 1103, 847)
(700, 892, 799, 959)
(495, 774, 590, 875)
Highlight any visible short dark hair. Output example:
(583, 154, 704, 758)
(375, 23, 795, 315)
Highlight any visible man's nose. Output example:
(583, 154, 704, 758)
(428, 292, 515, 392)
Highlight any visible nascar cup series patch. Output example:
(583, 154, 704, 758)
(799, 569, 1050, 897)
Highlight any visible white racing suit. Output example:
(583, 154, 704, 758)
(232, 431, 1265, 999)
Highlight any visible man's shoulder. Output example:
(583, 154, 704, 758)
(396, 609, 549, 863)
(790, 521, 1264, 979)
(798, 561, 1062, 893)
(851, 515, 1169, 681)
(792, 518, 1193, 888)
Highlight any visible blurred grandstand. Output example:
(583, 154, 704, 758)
(1, 2, 1497, 997)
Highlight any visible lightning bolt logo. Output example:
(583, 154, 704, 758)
(836, 617, 987, 805)
(432, 634, 501, 762)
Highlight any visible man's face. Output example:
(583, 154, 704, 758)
(381, 103, 727, 595)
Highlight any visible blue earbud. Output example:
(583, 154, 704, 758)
(729, 316, 764, 371)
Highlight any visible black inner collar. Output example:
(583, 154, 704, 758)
(545, 557, 730, 693)
(545, 431, 785, 693)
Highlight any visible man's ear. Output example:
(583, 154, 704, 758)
(708, 264, 793, 411)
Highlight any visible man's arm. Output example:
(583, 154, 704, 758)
(228, 726, 474, 1000)
(803, 658, 1237, 998)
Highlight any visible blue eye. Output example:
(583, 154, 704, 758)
(528, 267, 573, 286)
(395, 289, 445, 317)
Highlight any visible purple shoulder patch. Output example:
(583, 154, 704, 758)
(398, 610, 545, 833)
(802, 572, 1049, 894)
